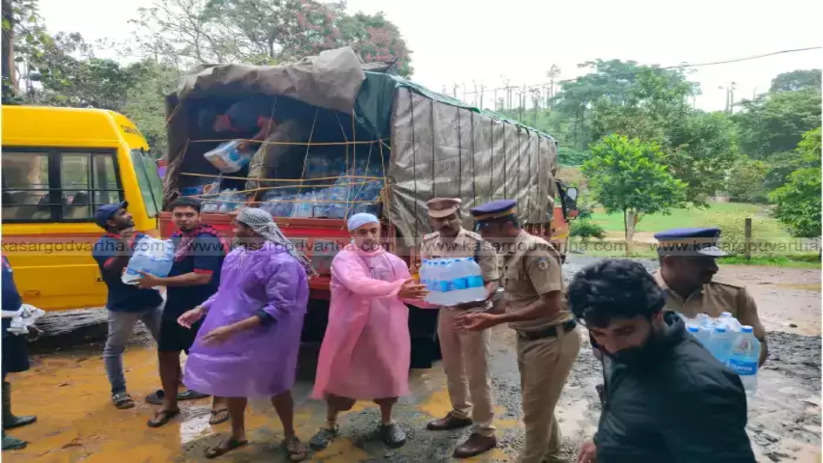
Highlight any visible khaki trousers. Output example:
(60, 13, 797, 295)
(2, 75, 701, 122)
(437, 308, 495, 437)
(516, 325, 581, 463)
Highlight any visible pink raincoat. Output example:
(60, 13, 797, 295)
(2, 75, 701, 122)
(312, 245, 424, 400)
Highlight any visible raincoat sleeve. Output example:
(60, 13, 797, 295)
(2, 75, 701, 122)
(259, 257, 307, 322)
(390, 257, 436, 309)
(331, 251, 407, 298)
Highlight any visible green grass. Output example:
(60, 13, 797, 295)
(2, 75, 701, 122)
(588, 202, 777, 234)
(575, 201, 821, 267)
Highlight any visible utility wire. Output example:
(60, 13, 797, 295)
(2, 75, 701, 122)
(461, 46, 823, 96)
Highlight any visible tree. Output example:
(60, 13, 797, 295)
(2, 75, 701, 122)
(725, 156, 768, 203)
(582, 134, 687, 253)
(132, 0, 413, 74)
(336, 11, 412, 76)
(769, 128, 821, 238)
(2, 0, 50, 102)
(667, 111, 739, 204)
(769, 69, 821, 93)
(121, 61, 181, 157)
(734, 88, 821, 158)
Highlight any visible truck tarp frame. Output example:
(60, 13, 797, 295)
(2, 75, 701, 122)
(164, 47, 558, 247)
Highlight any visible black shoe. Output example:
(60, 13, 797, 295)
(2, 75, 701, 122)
(379, 423, 406, 448)
(309, 426, 338, 450)
(2, 414, 36, 430)
(426, 411, 473, 431)
(2, 434, 27, 450)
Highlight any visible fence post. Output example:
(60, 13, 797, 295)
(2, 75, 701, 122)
(744, 217, 752, 261)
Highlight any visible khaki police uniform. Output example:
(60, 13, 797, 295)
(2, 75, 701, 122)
(653, 270, 767, 346)
(421, 227, 499, 437)
(502, 230, 580, 463)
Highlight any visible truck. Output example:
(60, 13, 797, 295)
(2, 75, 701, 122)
(159, 47, 577, 364)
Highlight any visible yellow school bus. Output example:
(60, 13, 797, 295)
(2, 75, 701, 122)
(1, 105, 164, 310)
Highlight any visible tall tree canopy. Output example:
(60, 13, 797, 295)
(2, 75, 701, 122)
(131, 0, 412, 75)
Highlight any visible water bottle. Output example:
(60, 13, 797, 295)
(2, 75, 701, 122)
(463, 258, 486, 302)
(727, 325, 760, 396)
(707, 326, 734, 364)
(439, 260, 456, 306)
(426, 260, 446, 305)
(687, 324, 711, 347)
(719, 312, 742, 332)
(448, 258, 471, 303)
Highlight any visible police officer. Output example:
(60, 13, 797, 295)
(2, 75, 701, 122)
(458, 199, 580, 463)
(654, 227, 768, 365)
(421, 198, 499, 458)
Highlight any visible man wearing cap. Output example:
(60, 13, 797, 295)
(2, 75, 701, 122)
(654, 227, 767, 365)
(91, 202, 164, 409)
(458, 199, 580, 463)
(310, 213, 429, 450)
(420, 198, 500, 458)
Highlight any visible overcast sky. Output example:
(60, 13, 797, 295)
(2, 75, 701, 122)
(39, 0, 822, 112)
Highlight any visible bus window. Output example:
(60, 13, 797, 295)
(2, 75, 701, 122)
(60, 152, 122, 220)
(1, 152, 51, 221)
(92, 154, 121, 209)
(61, 153, 91, 219)
(131, 149, 162, 217)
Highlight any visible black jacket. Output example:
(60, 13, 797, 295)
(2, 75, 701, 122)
(594, 312, 756, 462)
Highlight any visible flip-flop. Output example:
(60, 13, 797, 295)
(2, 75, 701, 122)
(112, 392, 135, 409)
(205, 437, 248, 459)
(209, 408, 230, 425)
(147, 409, 181, 428)
(282, 436, 308, 462)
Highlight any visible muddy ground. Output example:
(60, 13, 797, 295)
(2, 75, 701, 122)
(4, 256, 820, 462)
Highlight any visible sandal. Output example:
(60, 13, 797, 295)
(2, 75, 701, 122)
(209, 408, 230, 425)
(205, 437, 247, 459)
(112, 392, 135, 409)
(147, 409, 181, 427)
(282, 436, 308, 461)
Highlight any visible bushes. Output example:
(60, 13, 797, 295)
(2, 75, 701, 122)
(570, 220, 606, 240)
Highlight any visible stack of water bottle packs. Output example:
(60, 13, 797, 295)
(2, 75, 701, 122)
(681, 312, 762, 395)
(121, 236, 175, 285)
(419, 258, 486, 306)
(260, 156, 383, 219)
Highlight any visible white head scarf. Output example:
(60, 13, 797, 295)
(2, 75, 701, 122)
(236, 207, 313, 273)
(347, 212, 379, 232)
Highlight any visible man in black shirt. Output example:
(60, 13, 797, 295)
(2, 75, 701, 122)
(567, 260, 756, 463)
(136, 198, 227, 427)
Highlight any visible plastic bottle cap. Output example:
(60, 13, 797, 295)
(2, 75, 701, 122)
(720, 312, 732, 317)
(741, 326, 753, 333)
(687, 325, 699, 333)
(714, 326, 727, 333)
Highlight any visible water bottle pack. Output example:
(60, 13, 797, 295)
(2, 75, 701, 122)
(420, 258, 486, 306)
(203, 140, 254, 173)
(682, 311, 761, 396)
(122, 236, 175, 285)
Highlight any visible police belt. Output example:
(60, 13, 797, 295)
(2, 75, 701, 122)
(516, 320, 576, 341)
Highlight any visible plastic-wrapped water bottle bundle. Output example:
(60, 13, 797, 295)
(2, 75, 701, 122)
(202, 188, 245, 213)
(420, 258, 486, 306)
(682, 311, 761, 396)
(122, 236, 175, 285)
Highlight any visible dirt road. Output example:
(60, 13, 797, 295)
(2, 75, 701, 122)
(3, 256, 820, 462)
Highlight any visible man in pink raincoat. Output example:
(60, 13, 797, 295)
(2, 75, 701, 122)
(310, 213, 428, 450)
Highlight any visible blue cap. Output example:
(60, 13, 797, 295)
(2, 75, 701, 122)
(470, 199, 517, 221)
(94, 201, 128, 229)
(654, 227, 727, 257)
